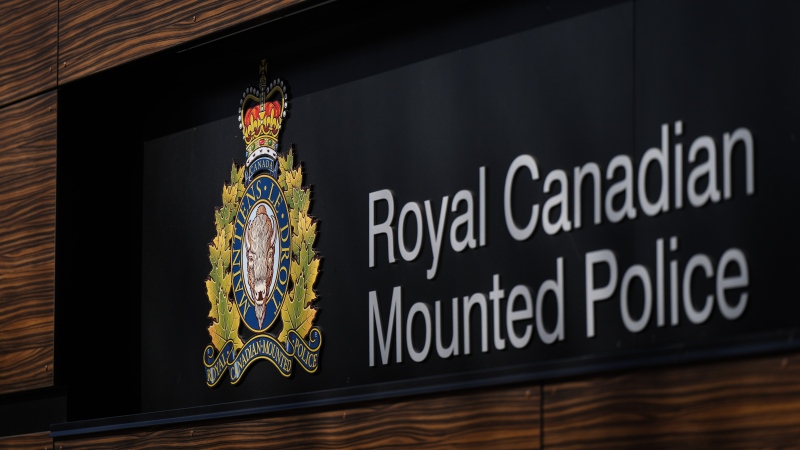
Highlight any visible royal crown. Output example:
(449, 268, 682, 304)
(239, 60, 288, 184)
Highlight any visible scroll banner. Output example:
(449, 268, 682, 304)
(203, 328, 322, 386)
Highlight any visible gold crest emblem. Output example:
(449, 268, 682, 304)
(203, 60, 322, 386)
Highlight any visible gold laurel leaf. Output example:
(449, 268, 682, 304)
(304, 258, 320, 304)
(207, 163, 245, 352)
(209, 244, 221, 265)
(276, 149, 321, 343)
(206, 279, 219, 320)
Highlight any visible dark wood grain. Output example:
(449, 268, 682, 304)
(54, 384, 540, 449)
(543, 352, 800, 449)
(0, 0, 57, 108)
(0, 431, 52, 450)
(0, 92, 56, 395)
(58, 0, 308, 84)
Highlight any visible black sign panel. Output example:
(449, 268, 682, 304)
(53, 0, 800, 434)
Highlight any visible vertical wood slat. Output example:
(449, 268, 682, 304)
(543, 352, 800, 449)
(0, 91, 57, 395)
(54, 384, 540, 449)
(0, 431, 52, 450)
(0, 0, 57, 108)
(58, 0, 307, 84)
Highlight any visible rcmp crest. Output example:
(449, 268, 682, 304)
(203, 60, 322, 386)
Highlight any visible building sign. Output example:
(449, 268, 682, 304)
(133, 1, 800, 420)
(367, 121, 753, 367)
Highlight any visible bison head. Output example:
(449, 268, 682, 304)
(246, 204, 276, 328)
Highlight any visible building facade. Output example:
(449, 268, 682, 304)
(1, 0, 800, 448)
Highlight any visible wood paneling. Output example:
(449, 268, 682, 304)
(543, 352, 800, 448)
(0, 0, 58, 108)
(58, 0, 307, 84)
(0, 92, 56, 395)
(54, 384, 540, 449)
(0, 431, 52, 450)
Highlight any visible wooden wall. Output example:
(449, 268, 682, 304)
(0, 92, 56, 396)
(0, 0, 799, 448)
(51, 385, 541, 450)
(0, 432, 51, 450)
(0, 0, 57, 108)
(43, 351, 800, 449)
(543, 352, 800, 449)
(0, 0, 58, 396)
(58, 0, 305, 83)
